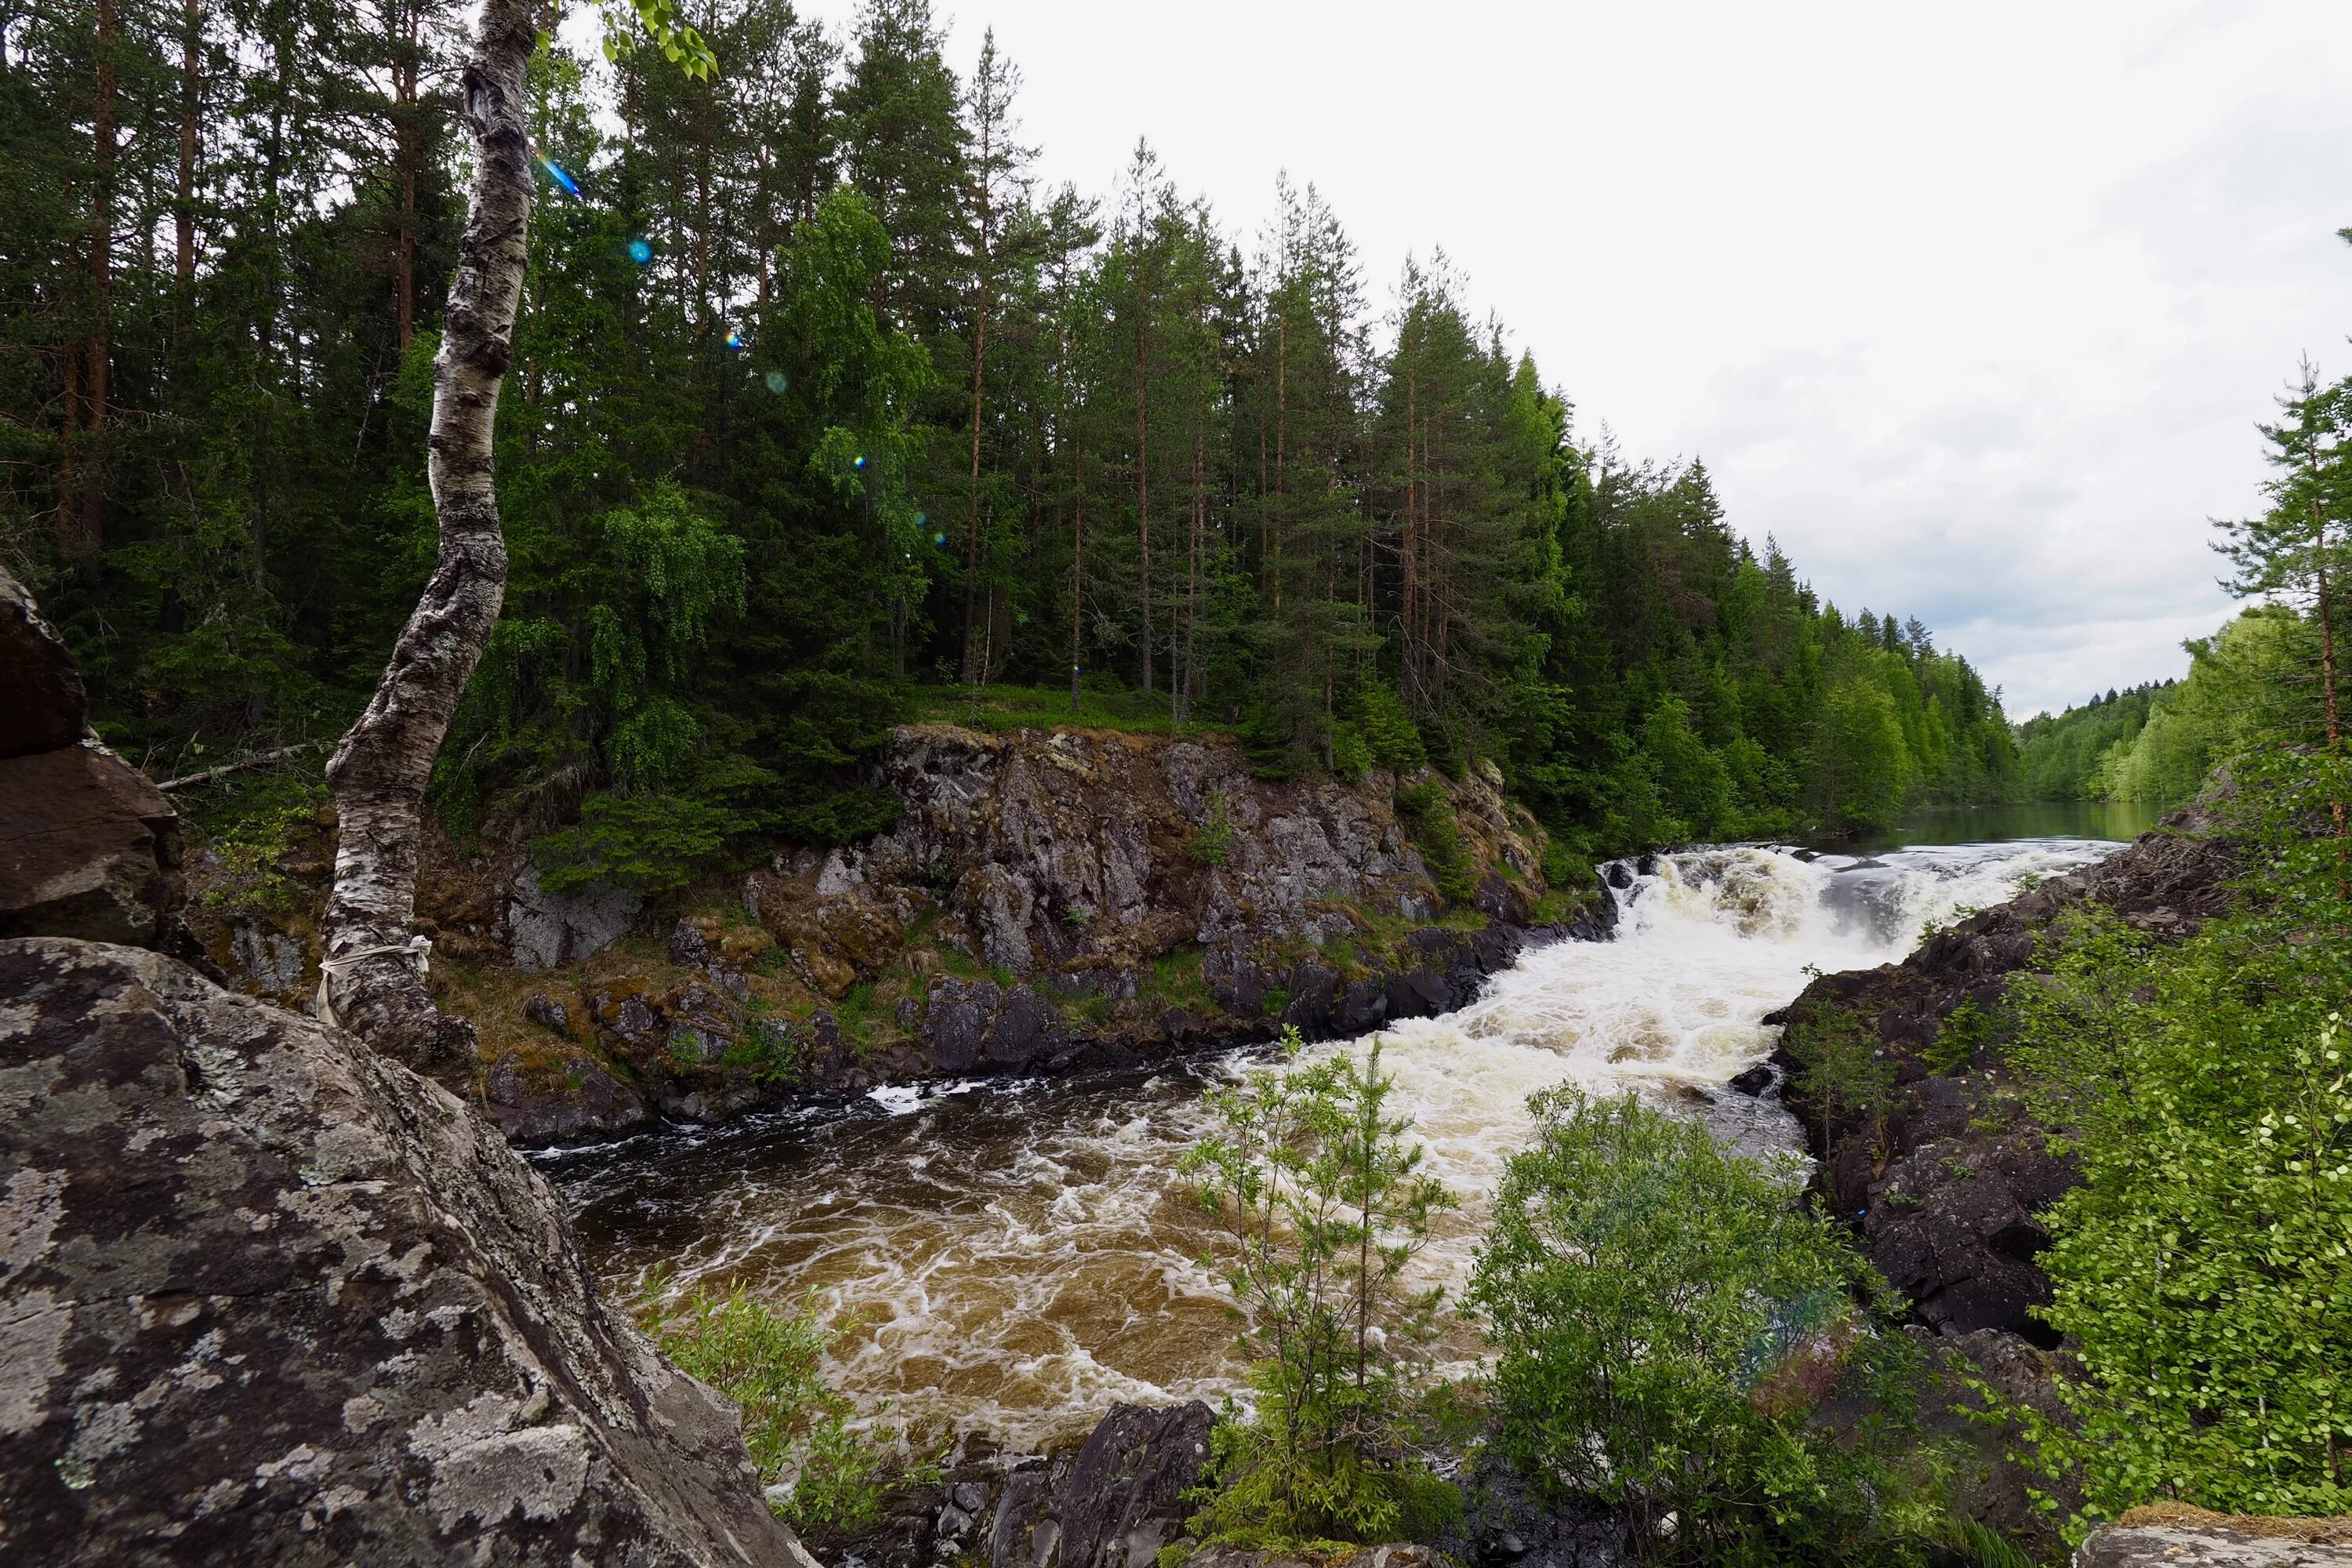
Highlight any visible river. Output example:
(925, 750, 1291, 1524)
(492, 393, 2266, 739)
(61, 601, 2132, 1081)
(543, 806, 2141, 1452)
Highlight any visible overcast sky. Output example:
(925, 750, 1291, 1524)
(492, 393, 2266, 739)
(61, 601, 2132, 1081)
(785, 0, 2352, 717)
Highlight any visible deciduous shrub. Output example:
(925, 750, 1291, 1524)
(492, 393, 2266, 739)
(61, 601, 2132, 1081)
(1471, 1088, 1933, 1565)
(638, 1280, 909, 1530)
(1992, 758, 2352, 1526)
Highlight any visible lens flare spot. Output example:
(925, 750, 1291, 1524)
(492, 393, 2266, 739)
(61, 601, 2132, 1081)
(536, 151, 582, 200)
(854, 456, 866, 469)
(764, 370, 789, 394)
(933, 532, 947, 546)
(724, 328, 744, 351)
(626, 238, 653, 264)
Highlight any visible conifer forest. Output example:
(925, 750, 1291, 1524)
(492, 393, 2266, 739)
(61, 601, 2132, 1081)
(3, 0, 2020, 879)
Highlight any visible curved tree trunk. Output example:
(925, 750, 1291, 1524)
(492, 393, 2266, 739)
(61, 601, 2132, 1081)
(320, 0, 534, 1065)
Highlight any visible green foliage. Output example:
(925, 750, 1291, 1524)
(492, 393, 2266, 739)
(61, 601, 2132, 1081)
(1471, 1088, 1929, 1565)
(1782, 1001, 1900, 1152)
(1348, 685, 1428, 773)
(532, 794, 744, 896)
(1328, 719, 1373, 782)
(1394, 782, 1479, 905)
(2091, 609, 2317, 804)
(1993, 759, 2352, 1526)
(1187, 791, 1238, 866)
(2014, 683, 2173, 800)
(9, 0, 2027, 886)
(1817, 677, 1912, 830)
(637, 1280, 902, 1529)
(1925, 997, 2001, 1076)
(193, 776, 328, 916)
(1178, 1031, 1459, 1552)
(721, 1018, 807, 1085)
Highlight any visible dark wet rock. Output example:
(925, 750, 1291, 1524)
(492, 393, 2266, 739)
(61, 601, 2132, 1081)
(1726, 1063, 1775, 1097)
(1418, 1468, 1637, 1568)
(0, 742, 184, 949)
(984, 985, 1069, 1066)
(0, 566, 89, 758)
(1773, 798, 2240, 1340)
(482, 1050, 651, 1145)
(522, 991, 570, 1036)
(0, 937, 796, 1566)
(929, 977, 1001, 1073)
(991, 1402, 1213, 1568)
(1282, 963, 1341, 1034)
(669, 917, 713, 969)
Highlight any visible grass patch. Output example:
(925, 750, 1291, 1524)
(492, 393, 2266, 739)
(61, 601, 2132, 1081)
(908, 681, 1236, 740)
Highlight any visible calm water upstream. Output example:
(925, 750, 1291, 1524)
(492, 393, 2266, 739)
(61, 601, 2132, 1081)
(545, 811, 2143, 1451)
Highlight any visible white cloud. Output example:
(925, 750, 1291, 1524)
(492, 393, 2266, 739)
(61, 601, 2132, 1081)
(795, 0, 2352, 716)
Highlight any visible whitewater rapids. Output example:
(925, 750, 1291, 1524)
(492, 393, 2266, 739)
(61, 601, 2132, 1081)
(549, 835, 2120, 1451)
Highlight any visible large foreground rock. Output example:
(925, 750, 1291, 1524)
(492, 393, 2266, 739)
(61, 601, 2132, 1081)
(0, 938, 797, 1566)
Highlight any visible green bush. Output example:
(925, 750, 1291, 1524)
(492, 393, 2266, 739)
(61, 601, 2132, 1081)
(532, 793, 745, 896)
(1347, 685, 1427, 773)
(1330, 718, 1373, 782)
(1177, 1030, 1459, 1552)
(1187, 791, 1238, 866)
(1781, 1001, 1898, 1152)
(639, 1281, 906, 1530)
(1989, 756, 2352, 1526)
(1395, 782, 1479, 906)
(1471, 1088, 1929, 1565)
(1923, 997, 2000, 1076)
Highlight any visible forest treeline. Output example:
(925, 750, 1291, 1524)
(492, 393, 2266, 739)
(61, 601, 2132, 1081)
(5, 0, 2020, 884)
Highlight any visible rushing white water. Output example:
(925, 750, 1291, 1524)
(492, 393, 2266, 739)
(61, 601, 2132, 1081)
(549, 833, 2122, 1452)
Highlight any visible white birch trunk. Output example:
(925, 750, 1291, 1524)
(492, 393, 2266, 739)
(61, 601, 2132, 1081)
(320, 0, 534, 1065)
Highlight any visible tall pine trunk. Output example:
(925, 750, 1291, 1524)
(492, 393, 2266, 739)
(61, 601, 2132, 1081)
(176, 0, 198, 332)
(321, 0, 534, 1066)
(76, 0, 118, 556)
(394, 2, 419, 350)
(1136, 307, 1152, 695)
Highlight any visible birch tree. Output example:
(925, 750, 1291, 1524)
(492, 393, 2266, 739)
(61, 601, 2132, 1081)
(318, 0, 710, 1063)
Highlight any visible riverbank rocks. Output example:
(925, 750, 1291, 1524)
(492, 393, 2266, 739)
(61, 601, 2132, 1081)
(0, 567, 185, 951)
(2078, 1508, 2352, 1566)
(993, 1401, 1214, 1568)
(1773, 797, 2239, 1342)
(0, 937, 800, 1566)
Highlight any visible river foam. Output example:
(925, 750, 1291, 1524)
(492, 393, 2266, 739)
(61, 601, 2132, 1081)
(551, 833, 2120, 1450)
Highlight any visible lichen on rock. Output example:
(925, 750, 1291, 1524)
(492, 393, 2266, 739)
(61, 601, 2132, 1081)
(0, 936, 798, 1566)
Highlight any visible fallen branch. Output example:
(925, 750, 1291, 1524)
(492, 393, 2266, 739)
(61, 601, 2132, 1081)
(155, 741, 325, 793)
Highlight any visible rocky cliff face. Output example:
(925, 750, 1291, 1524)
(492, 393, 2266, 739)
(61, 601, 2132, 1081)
(0, 938, 801, 1567)
(1768, 799, 2239, 1343)
(191, 722, 1582, 1147)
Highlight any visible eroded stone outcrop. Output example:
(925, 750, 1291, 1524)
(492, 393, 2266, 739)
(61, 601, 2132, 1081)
(0, 937, 798, 1566)
(192, 720, 1587, 1147)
